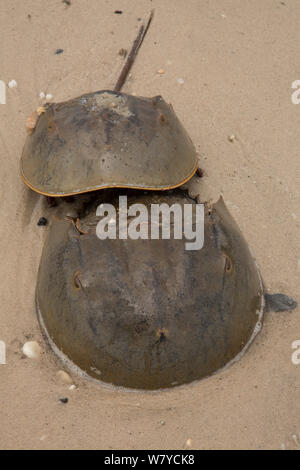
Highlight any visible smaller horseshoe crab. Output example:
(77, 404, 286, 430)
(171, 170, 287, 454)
(20, 91, 198, 197)
(20, 11, 197, 199)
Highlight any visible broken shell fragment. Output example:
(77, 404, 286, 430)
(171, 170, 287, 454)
(37, 106, 46, 116)
(56, 370, 73, 384)
(185, 438, 192, 449)
(26, 111, 38, 135)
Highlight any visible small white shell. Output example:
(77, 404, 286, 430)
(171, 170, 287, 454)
(39, 92, 46, 99)
(46, 93, 53, 101)
(8, 80, 17, 88)
(69, 385, 77, 391)
(22, 341, 41, 359)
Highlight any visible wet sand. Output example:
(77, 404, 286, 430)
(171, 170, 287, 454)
(0, 0, 299, 450)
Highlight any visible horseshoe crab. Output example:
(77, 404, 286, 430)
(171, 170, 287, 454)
(20, 91, 198, 197)
(20, 11, 197, 198)
(36, 190, 266, 390)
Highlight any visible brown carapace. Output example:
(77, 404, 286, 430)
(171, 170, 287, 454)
(36, 190, 264, 390)
(20, 90, 198, 197)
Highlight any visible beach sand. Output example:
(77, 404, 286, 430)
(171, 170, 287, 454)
(0, 0, 299, 449)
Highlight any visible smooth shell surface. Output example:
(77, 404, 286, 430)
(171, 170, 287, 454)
(21, 91, 198, 196)
(36, 191, 264, 390)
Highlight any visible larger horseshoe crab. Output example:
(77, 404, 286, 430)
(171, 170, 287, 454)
(36, 190, 265, 390)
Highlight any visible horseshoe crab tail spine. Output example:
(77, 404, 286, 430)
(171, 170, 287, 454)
(114, 9, 155, 92)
